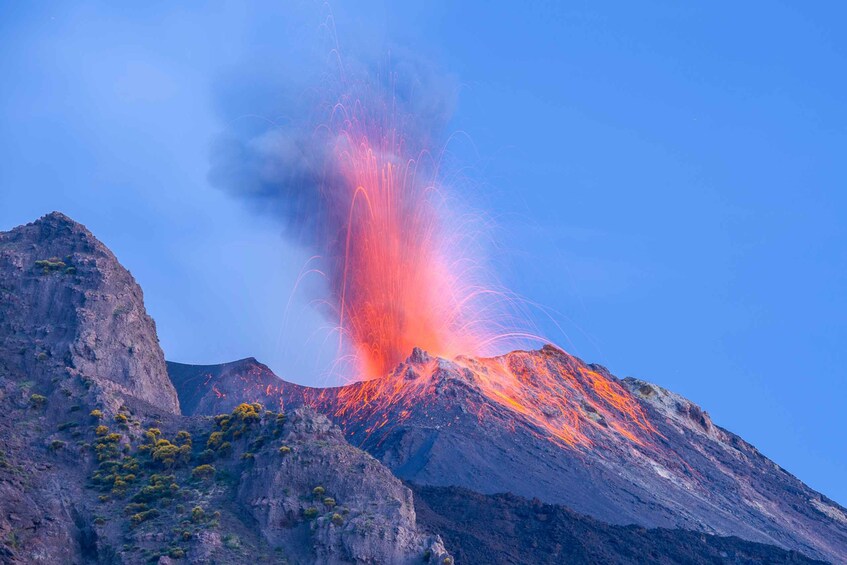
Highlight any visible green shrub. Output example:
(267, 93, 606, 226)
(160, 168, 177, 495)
(241, 452, 254, 462)
(206, 431, 224, 450)
(175, 431, 192, 446)
(303, 507, 318, 519)
(36, 352, 48, 362)
(191, 464, 215, 480)
(222, 534, 241, 549)
(278, 445, 291, 455)
(151, 440, 180, 468)
(331, 513, 344, 526)
(132, 475, 177, 503)
(168, 548, 185, 559)
(312, 486, 325, 497)
(130, 509, 159, 526)
(124, 502, 148, 515)
(323, 497, 336, 509)
(29, 394, 47, 408)
(35, 258, 66, 274)
(95, 425, 109, 436)
(191, 506, 205, 523)
(49, 440, 66, 451)
(90, 409, 104, 420)
(93, 517, 106, 526)
(181, 530, 191, 541)
(114, 413, 128, 424)
(57, 421, 78, 431)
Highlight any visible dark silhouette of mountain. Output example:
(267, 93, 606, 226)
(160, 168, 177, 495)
(411, 484, 825, 564)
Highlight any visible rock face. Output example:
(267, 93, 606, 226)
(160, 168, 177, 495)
(173, 348, 847, 563)
(0, 212, 180, 414)
(236, 408, 448, 564)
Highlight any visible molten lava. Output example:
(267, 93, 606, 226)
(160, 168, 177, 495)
(316, 346, 657, 449)
(330, 118, 475, 377)
(316, 80, 511, 378)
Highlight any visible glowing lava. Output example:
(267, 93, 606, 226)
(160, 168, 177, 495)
(316, 77, 512, 379)
(315, 346, 657, 449)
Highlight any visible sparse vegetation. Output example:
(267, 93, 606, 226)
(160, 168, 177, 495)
(191, 464, 215, 480)
(191, 506, 205, 523)
(222, 533, 241, 549)
(29, 393, 47, 408)
(34, 257, 67, 274)
(130, 509, 159, 526)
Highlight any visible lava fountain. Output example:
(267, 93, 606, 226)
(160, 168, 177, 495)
(283, 57, 538, 380)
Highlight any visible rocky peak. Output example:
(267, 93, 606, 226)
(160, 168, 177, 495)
(0, 212, 180, 414)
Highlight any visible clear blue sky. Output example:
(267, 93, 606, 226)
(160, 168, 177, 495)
(1, 2, 845, 505)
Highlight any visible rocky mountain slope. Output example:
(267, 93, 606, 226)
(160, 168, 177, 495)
(0, 211, 180, 415)
(0, 213, 449, 564)
(411, 485, 824, 565)
(172, 349, 847, 563)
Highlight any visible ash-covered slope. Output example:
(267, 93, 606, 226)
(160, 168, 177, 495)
(172, 348, 847, 563)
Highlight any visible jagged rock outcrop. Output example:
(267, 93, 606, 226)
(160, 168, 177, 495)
(0, 212, 180, 415)
(236, 408, 448, 564)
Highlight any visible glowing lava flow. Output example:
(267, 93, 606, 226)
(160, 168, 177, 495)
(315, 346, 657, 449)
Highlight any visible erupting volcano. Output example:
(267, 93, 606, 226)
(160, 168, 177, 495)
(211, 54, 661, 447)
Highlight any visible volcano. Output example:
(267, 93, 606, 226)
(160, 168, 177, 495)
(170, 347, 847, 563)
(1, 212, 843, 563)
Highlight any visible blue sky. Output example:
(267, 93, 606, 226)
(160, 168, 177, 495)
(1, 2, 845, 505)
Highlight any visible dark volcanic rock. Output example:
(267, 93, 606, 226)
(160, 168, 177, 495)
(172, 349, 847, 563)
(167, 357, 314, 416)
(412, 484, 825, 565)
(0, 212, 180, 414)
